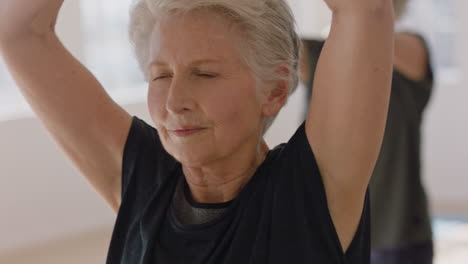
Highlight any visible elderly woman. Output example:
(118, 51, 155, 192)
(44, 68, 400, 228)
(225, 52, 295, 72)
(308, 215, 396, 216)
(300, 1, 434, 263)
(0, 0, 394, 263)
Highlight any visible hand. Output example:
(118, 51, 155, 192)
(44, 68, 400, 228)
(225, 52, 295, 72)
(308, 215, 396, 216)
(323, 0, 393, 15)
(0, 0, 64, 41)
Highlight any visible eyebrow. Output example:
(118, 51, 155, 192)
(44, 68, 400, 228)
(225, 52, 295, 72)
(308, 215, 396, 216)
(149, 58, 224, 68)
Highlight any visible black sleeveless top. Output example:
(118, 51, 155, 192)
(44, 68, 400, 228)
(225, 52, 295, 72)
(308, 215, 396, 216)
(106, 117, 370, 263)
(301, 36, 434, 249)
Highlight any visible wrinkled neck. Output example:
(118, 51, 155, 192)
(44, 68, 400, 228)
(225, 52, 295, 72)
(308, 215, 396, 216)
(182, 138, 269, 204)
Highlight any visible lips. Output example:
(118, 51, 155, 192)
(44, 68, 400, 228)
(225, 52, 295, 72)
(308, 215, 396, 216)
(169, 127, 206, 137)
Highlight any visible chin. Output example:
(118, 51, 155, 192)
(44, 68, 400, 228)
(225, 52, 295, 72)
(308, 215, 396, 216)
(169, 148, 214, 168)
(177, 156, 212, 169)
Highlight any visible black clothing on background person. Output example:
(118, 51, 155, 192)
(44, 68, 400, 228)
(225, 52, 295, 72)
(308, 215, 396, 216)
(106, 117, 371, 264)
(371, 240, 434, 264)
(301, 36, 434, 251)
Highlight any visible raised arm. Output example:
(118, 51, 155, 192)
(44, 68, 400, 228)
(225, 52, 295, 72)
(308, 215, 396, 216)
(0, 0, 132, 213)
(305, 0, 394, 250)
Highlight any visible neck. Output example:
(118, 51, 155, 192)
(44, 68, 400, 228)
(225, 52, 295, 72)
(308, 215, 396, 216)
(182, 139, 269, 204)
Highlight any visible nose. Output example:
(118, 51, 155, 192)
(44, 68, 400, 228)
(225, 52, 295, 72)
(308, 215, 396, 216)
(166, 76, 196, 114)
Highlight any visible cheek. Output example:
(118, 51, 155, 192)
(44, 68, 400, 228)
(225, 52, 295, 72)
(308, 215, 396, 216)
(147, 87, 166, 121)
(205, 84, 261, 125)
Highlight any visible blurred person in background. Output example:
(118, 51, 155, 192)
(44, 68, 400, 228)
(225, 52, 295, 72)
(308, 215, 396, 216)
(300, 0, 434, 263)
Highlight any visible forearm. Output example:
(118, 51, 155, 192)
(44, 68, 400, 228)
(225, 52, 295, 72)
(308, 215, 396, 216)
(0, 0, 63, 45)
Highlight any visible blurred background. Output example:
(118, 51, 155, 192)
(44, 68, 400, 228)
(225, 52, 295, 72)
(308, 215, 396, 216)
(0, 0, 466, 263)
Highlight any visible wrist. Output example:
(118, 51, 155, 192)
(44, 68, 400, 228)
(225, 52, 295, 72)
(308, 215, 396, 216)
(330, 0, 394, 21)
(331, 7, 394, 29)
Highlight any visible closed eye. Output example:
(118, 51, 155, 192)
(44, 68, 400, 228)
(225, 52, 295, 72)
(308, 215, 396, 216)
(152, 75, 171, 81)
(197, 73, 218, 78)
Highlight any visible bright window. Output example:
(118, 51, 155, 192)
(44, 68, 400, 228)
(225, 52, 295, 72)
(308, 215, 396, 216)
(0, 0, 146, 120)
(80, 0, 146, 96)
(0, 0, 461, 118)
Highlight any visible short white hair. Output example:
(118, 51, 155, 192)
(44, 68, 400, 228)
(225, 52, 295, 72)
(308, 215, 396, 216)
(128, 0, 300, 97)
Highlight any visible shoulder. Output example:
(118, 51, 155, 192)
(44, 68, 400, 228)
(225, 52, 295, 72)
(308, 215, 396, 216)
(123, 117, 160, 171)
(266, 122, 321, 184)
(122, 116, 177, 198)
(264, 123, 370, 260)
(394, 33, 431, 81)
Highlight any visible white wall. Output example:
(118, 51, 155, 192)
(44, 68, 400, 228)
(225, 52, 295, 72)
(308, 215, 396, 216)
(422, 0, 468, 213)
(423, 80, 468, 213)
(288, 0, 331, 38)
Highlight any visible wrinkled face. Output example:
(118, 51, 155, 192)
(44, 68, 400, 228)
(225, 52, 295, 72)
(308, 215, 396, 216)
(147, 10, 267, 167)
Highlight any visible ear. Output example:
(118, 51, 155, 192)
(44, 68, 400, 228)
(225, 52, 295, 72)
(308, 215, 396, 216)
(261, 65, 290, 117)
